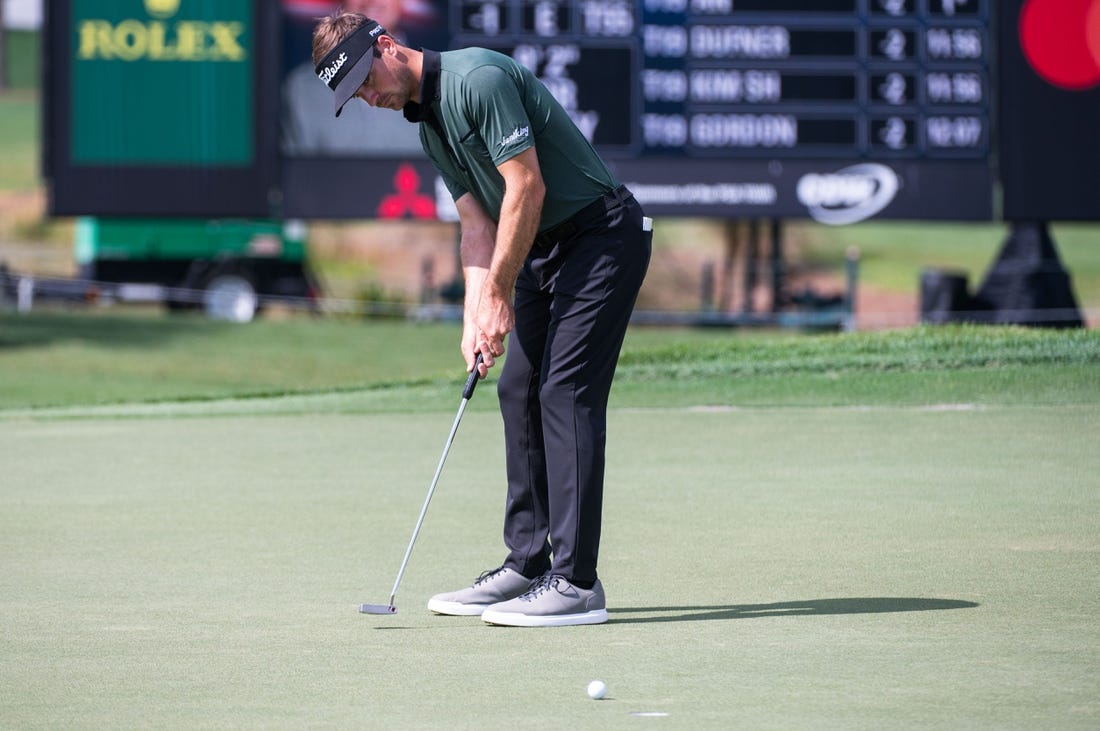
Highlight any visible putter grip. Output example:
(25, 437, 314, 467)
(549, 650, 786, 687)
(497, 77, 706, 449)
(463, 353, 484, 400)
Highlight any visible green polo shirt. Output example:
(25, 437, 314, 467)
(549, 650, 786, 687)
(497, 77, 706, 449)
(404, 49, 618, 230)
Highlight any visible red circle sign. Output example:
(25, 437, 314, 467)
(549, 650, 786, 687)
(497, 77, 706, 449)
(1019, 0, 1100, 90)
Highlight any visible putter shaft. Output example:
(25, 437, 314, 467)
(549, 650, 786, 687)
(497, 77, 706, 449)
(386, 396, 470, 601)
(361, 355, 483, 614)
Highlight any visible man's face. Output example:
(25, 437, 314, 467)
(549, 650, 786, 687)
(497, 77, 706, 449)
(345, 0, 402, 31)
(355, 40, 414, 111)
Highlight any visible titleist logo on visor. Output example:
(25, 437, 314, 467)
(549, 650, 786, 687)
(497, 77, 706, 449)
(315, 20, 385, 90)
(318, 52, 348, 85)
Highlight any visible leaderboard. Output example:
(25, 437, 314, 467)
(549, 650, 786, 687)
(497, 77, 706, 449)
(450, 0, 994, 220)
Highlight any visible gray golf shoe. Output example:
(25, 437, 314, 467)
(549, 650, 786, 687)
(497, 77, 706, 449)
(427, 567, 534, 616)
(481, 574, 608, 627)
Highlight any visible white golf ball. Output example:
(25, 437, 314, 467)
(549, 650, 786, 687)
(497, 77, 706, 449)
(587, 680, 607, 700)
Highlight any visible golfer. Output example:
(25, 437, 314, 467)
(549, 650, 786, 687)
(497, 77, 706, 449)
(313, 13, 651, 627)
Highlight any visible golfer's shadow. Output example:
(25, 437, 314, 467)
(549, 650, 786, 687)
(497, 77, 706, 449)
(609, 597, 979, 624)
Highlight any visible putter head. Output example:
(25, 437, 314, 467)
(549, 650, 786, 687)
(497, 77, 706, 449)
(359, 603, 397, 615)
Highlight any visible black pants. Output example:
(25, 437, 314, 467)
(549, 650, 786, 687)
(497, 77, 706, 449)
(497, 188, 651, 585)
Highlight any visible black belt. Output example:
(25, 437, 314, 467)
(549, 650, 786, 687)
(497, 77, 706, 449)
(533, 185, 632, 249)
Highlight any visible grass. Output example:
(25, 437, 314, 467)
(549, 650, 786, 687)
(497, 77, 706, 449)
(0, 313, 463, 409)
(0, 318, 1097, 728)
(0, 90, 39, 191)
(1, 313, 1098, 412)
(0, 30, 41, 191)
(2, 29, 39, 90)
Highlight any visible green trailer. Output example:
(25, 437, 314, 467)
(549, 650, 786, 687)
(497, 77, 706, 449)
(74, 218, 320, 322)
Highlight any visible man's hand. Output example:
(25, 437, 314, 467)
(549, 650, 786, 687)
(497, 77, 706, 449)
(475, 284, 514, 358)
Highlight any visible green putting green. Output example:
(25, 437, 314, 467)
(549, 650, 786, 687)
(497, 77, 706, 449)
(1, 398, 1096, 728)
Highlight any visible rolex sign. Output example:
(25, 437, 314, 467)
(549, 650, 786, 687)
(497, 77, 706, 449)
(71, 0, 253, 166)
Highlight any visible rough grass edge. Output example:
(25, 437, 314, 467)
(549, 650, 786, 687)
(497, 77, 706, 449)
(616, 325, 1100, 379)
(2, 324, 1097, 419)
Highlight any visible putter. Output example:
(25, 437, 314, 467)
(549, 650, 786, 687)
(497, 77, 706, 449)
(360, 353, 485, 615)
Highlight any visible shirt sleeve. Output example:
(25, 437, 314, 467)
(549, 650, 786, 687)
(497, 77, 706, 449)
(462, 64, 535, 167)
(438, 168, 467, 202)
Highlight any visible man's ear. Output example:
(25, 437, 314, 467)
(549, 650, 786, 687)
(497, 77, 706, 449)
(376, 35, 396, 55)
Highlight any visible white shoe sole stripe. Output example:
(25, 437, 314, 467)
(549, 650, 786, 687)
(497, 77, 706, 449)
(480, 608, 609, 627)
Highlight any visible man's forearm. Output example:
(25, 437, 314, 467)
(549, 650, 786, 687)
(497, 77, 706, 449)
(488, 191, 541, 296)
(459, 210, 495, 327)
(488, 152, 545, 298)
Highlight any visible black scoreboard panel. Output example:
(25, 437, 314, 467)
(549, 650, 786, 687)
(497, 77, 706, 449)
(447, 0, 994, 221)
